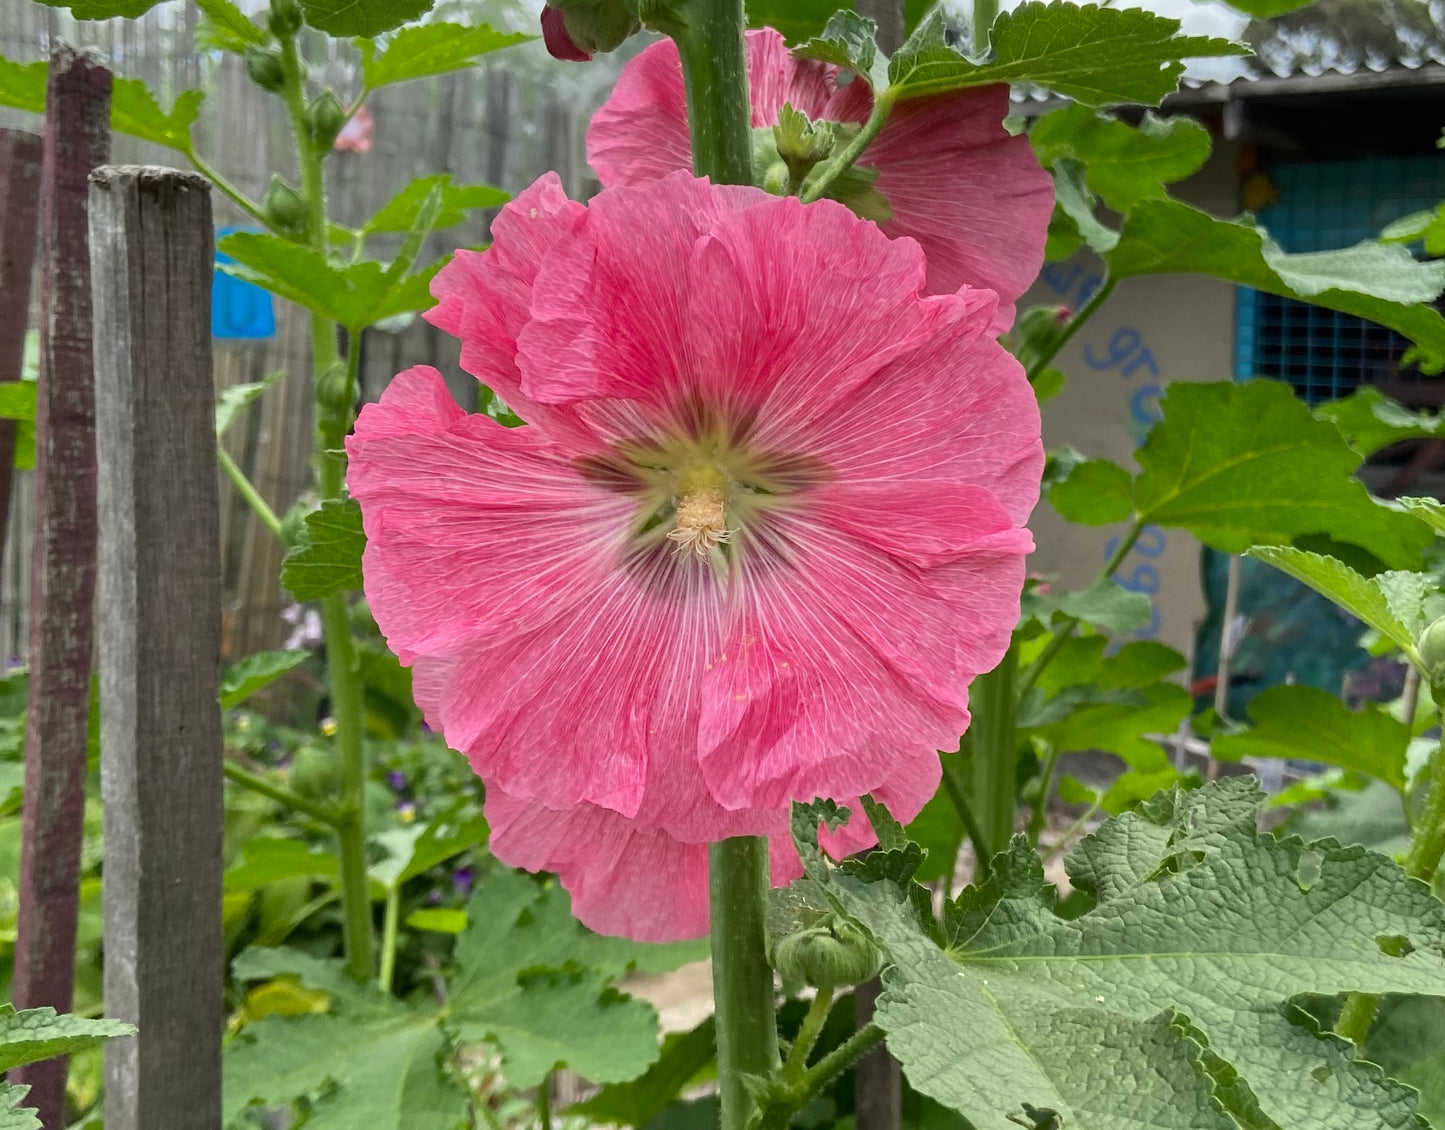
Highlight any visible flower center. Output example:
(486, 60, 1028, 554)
(667, 461, 734, 558)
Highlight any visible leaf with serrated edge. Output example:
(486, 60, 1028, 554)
(281, 500, 365, 601)
(1318, 387, 1444, 457)
(571, 1017, 715, 1127)
(1108, 201, 1445, 371)
(299, 0, 431, 38)
(888, 3, 1245, 107)
(216, 370, 284, 437)
(1247, 546, 1419, 660)
(447, 870, 662, 1085)
(1049, 457, 1134, 525)
(1134, 381, 1431, 567)
(798, 777, 1445, 1130)
(110, 79, 203, 151)
(792, 11, 885, 88)
(360, 23, 531, 88)
(362, 174, 508, 235)
(0, 1083, 37, 1130)
(1212, 684, 1411, 791)
(0, 1008, 133, 1073)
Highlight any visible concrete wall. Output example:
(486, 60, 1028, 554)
(1026, 142, 1241, 660)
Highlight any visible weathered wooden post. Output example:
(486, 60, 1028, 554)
(89, 166, 224, 1129)
(12, 47, 110, 1128)
(0, 129, 43, 535)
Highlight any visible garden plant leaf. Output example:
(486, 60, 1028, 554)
(792, 778, 1445, 1130)
(281, 500, 365, 601)
(359, 22, 531, 87)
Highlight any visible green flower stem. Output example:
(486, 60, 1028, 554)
(785, 986, 836, 1083)
(796, 1021, 885, 1102)
(673, 0, 753, 185)
(223, 760, 342, 826)
(278, 22, 375, 982)
(217, 448, 284, 542)
(1025, 277, 1118, 385)
(1025, 742, 1061, 844)
(800, 92, 895, 205)
(971, 643, 1018, 861)
(1018, 517, 1145, 698)
(709, 838, 782, 1130)
(1040, 800, 1101, 865)
(378, 887, 401, 994)
(538, 1073, 553, 1130)
(972, 0, 998, 53)
(188, 149, 273, 230)
(939, 752, 992, 881)
(673, 6, 781, 1129)
(1406, 736, 1445, 882)
(1335, 992, 1381, 1045)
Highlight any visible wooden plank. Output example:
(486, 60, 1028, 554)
(854, 978, 902, 1130)
(89, 165, 224, 1130)
(0, 130, 42, 543)
(11, 47, 111, 1130)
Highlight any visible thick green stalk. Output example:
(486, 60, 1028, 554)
(674, 0, 752, 185)
(672, 5, 779, 1128)
(709, 838, 782, 1130)
(970, 644, 1018, 861)
(378, 888, 401, 993)
(279, 24, 374, 981)
(1406, 737, 1445, 882)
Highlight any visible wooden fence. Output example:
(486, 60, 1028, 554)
(0, 0, 617, 660)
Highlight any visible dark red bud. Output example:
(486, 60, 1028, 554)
(541, 7, 592, 61)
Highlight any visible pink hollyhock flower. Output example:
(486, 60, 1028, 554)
(587, 28, 1054, 326)
(346, 171, 1041, 939)
(333, 105, 373, 154)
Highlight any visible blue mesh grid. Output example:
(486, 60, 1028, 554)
(1234, 156, 1445, 402)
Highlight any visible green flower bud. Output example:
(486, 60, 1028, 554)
(1418, 614, 1445, 686)
(244, 46, 287, 93)
(543, 0, 641, 58)
(262, 175, 307, 238)
(769, 914, 882, 989)
(773, 103, 834, 188)
(314, 361, 354, 415)
(305, 90, 347, 151)
(267, 0, 303, 36)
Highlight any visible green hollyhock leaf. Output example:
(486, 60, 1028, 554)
(1032, 682, 1190, 771)
(281, 499, 365, 601)
(1212, 684, 1411, 791)
(1133, 380, 1431, 567)
(219, 649, 310, 710)
(0, 1083, 38, 1130)
(110, 79, 203, 151)
(447, 870, 663, 1085)
(746, 0, 845, 44)
(1031, 104, 1210, 213)
(0, 1008, 133, 1073)
(1362, 995, 1445, 1127)
(1220, 0, 1338, 17)
(194, 0, 268, 52)
(0, 57, 47, 113)
(1247, 546, 1422, 660)
(28, 0, 161, 17)
(216, 369, 284, 437)
(1049, 458, 1134, 525)
(1021, 577, 1155, 636)
(1397, 494, 1445, 539)
(223, 837, 347, 894)
(796, 777, 1445, 1130)
(1318, 386, 1444, 457)
(224, 952, 466, 1129)
(359, 23, 531, 87)
(361, 174, 508, 235)
(300, 0, 430, 37)
(220, 229, 442, 330)
(368, 799, 488, 890)
(1106, 200, 1445, 371)
(792, 10, 885, 87)
(570, 1017, 716, 1127)
(888, 3, 1245, 107)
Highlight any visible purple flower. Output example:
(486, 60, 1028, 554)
(452, 867, 474, 897)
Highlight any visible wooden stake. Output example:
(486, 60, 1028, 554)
(89, 166, 224, 1130)
(0, 129, 43, 538)
(12, 47, 110, 1129)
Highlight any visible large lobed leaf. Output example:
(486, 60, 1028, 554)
(792, 777, 1445, 1130)
(1133, 380, 1431, 568)
(0, 1008, 133, 1073)
(280, 499, 365, 601)
(359, 23, 531, 88)
(888, 3, 1245, 107)
(1107, 201, 1445, 371)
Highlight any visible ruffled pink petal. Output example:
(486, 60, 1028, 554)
(802, 311, 1044, 526)
(586, 38, 693, 186)
(346, 366, 633, 665)
(742, 28, 871, 125)
(865, 85, 1054, 312)
(425, 174, 588, 430)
